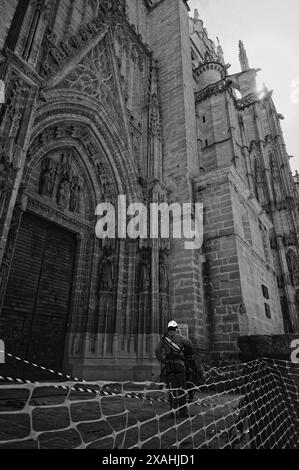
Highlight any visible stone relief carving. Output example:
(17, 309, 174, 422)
(0, 74, 30, 139)
(57, 179, 71, 210)
(58, 40, 120, 121)
(135, 247, 151, 339)
(39, 157, 57, 197)
(70, 177, 81, 213)
(38, 151, 83, 214)
(138, 248, 151, 292)
(159, 249, 169, 294)
(28, 122, 116, 206)
(98, 240, 115, 292)
(40, 16, 107, 79)
(41, 0, 147, 82)
(195, 79, 232, 104)
(97, 238, 117, 337)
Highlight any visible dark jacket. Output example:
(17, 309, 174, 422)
(155, 330, 194, 366)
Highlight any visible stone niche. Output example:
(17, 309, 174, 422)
(238, 334, 299, 361)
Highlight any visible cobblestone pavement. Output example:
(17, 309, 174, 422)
(0, 385, 241, 449)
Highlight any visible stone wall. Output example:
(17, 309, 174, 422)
(196, 168, 241, 357)
(230, 172, 284, 336)
(148, 0, 205, 349)
(196, 165, 285, 358)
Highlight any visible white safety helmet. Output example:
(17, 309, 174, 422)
(168, 320, 178, 329)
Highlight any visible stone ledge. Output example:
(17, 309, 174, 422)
(238, 334, 299, 361)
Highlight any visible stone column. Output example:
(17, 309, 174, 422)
(148, 0, 204, 348)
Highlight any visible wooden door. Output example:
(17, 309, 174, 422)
(0, 213, 76, 380)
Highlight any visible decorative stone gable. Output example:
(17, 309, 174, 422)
(56, 37, 121, 122)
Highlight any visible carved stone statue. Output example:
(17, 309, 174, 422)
(99, 247, 115, 292)
(70, 178, 81, 213)
(159, 250, 169, 293)
(57, 179, 71, 209)
(138, 249, 151, 292)
(39, 158, 56, 197)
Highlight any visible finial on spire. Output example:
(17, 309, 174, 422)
(217, 37, 225, 65)
(239, 40, 250, 72)
(194, 9, 199, 21)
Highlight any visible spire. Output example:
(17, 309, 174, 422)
(194, 9, 199, 21)
(216, 37, 225, 66)
(239, 40, 250, 72)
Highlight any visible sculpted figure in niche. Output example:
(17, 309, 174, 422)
(138, 249, 151, 292)
(159, 250, 169, 293)
(99, 246, 115, 292)
(39, 158, 56, 198)
(57, 179, 71, 210)
(70, 177, 81, 213)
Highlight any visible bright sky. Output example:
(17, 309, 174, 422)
(188, 0, 299, 174)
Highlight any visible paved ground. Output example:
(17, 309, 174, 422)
(0, 384, 243, 449)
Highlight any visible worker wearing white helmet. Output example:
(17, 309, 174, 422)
(155, 320, 194, 419)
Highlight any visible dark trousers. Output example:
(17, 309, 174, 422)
(185, 361, 197, 400)
(165, 360, 187, 415)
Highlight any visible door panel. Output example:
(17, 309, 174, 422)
(0, 213, 76, 380)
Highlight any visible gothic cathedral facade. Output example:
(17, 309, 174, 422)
(0, 0, 298, 380)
